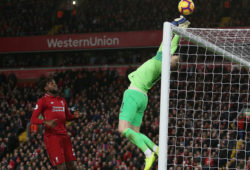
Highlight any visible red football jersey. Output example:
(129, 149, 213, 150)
(31, 94, 75, 135)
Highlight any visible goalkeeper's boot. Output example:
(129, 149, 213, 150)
(144, 153, 156, 170)
(155, 146, 159, 157)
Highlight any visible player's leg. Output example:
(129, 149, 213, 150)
(130, 125, 156, 170)
(118, 118, 149, 154)
(118, 89, 138, 133)
(131, 124, 159, 156)
(118, 90, 149, 154)
(130, 95, 157, 170)
(131, 125, 140, 132)
(119, 120, 152, 160)
(119, 89, 156, 170)
(118, 119, 132, 133)
(131, 93, 158, 154)
(62, 135, 77, 170)
(44, 134, 67, 169)
(131, 103, 159, 156)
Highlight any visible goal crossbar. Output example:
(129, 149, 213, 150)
(172, 26, 250, 68)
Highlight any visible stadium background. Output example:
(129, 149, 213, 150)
(0, 0, 249, 169)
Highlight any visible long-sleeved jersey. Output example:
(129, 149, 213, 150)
(31, 93, 75, 135)
(128, 35, 180, 93)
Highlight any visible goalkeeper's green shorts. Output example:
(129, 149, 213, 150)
(119, 89, 148, 127)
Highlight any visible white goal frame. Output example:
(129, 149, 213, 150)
(158, 22, 250, 169)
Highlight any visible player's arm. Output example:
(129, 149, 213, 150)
(154, 16, 190, 61)
(171, 15, 190, 54)
(154, 34, 180, 62)
(171, 16, 191, 69)
(31, 99, 57, 128)
(170, 35, 180, 55)
(31, 99, 45, 125)
(156, 16, 189, 56)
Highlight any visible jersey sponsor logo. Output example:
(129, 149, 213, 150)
(52, 106, 65, 112)
(34, 104, 38, 110)
(51, 102, 54, 104)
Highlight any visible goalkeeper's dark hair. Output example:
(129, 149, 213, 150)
(39, 77, 55, 91)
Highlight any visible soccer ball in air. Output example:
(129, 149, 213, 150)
(178, 0, 195, 16)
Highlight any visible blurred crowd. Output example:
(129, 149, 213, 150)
(0, 72, 41, 164)
(168, 64, 250, 169)
(0, 58, 249, 169)
(0, 0, 249, 37)
(0, 0, 60, 37)
(0, 0, 249, 169)
(0, 49, 154, 69)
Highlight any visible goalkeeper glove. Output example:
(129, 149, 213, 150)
(172, 15, 190, 28)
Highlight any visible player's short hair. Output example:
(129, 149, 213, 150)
(39, 77, 55, 90)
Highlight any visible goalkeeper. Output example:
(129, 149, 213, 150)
(118, 16, 190, 170)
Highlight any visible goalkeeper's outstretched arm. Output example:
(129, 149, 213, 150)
(170, 15, 190, 69)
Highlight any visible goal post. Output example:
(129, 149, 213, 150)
(159, 22, 250, 169)
(158, 22, 173, 170)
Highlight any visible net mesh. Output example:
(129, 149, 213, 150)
(186, 28, 250, 60)
(167, 27, 250, 169)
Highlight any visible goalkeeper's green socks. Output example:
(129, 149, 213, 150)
(139, 133, 158, 152)
(122, 128, 153, 157)
(140, 133, 159, 156)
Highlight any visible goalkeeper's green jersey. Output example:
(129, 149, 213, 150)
(128, 35, 180, 93)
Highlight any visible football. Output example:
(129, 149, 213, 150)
(178, 0, 195, 16)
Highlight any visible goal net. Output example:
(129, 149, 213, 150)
(159, 22, 250, 170)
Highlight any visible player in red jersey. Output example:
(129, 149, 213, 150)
(31, 78, 79, 170)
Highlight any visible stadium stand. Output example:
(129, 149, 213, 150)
(0, 0, 249, 169)
(0, 0, 61, 37)
(0, 0, 249, 37)
(0, 49, 154, 69)
(0, 66, 249, 169)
